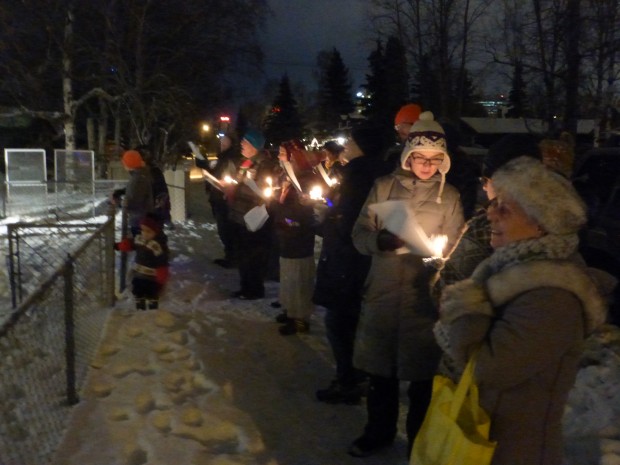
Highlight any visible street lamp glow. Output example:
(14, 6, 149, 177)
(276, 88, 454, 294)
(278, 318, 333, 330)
(201, 123, 210, 132)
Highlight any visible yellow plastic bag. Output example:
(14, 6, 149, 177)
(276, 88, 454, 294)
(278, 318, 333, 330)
(410, 353, 496, 465)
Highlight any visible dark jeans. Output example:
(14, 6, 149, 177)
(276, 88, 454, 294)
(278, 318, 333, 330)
(363, 375, 433, 451)
(236, 224, 272, 297)
(132, 277, 161, 300)
(324, 305, 363, 386)
(211, 200, 238, 262)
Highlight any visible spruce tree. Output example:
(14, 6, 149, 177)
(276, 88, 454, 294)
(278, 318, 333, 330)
(316, 48, 354, 135)
(506, 61, 528, 118)
(263, 74, 304, 147)
(363, 36, 409, 142)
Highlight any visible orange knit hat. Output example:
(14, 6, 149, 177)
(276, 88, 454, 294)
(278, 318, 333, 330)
(394, 103, 422, 125)
(122, 150, 145, 169)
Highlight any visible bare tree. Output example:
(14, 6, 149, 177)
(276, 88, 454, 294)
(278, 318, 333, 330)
(367, 0, 490, 118)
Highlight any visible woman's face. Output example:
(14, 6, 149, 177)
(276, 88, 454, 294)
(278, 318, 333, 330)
(487, 195, 542, 248)
(408, 151, 443, 180)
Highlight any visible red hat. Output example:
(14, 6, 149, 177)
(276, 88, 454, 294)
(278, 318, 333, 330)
(140, 215, 162, 234)
(122, 150, 145, 169)
(394, 103, 422, 125)
(282, 140, 320, 172)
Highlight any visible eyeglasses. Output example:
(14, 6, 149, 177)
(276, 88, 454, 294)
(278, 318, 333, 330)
(411, 155, 444, 166)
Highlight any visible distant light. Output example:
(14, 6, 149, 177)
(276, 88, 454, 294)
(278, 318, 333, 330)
(336, 137, 346, 146)
(201, 123, 210, 132)
(356, 91, 364, 98)
(220, 116, 230, 122)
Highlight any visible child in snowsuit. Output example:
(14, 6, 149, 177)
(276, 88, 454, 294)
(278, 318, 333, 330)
(116, 214, 170, 309)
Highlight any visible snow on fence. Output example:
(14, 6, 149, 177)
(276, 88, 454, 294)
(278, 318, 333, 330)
(0, 216, 115, 465)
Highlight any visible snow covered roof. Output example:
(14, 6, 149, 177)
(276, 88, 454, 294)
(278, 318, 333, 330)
(461, 117, 596, 135)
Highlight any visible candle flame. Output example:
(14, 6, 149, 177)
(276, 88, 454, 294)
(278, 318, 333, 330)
(263, 187, 273, 198)
(309, 185, 323, 200)
(223, 175, 237, 184)
(430, 234, 448, 258)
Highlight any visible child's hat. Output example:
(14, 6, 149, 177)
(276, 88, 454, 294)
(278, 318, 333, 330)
(122, 150, 145, 169)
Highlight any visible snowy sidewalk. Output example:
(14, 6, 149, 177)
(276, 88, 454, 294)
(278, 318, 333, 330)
(52, 220, 412, 465)
(51, 219, 620, 465)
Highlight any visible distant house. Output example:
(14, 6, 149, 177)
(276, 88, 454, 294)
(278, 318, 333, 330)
(458, 117, 596, 148)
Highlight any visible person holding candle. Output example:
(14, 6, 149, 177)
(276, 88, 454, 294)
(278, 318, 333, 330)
(313, 122, 393, 405)
(227, 129, 278, 300)
(271, 140, 322, 335)
(434, 156, 605, 465)
(348, 111, 464, 457)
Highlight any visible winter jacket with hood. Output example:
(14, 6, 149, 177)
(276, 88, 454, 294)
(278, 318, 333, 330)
(352, 168, 464, 380)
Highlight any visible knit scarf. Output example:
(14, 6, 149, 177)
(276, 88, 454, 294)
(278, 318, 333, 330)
(471, 233, 579, 284)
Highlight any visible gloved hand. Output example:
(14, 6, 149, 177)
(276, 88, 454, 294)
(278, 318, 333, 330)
(377, 229, 405, 251)
(114, 238, 133, 252)
(155, 267, 170, 286)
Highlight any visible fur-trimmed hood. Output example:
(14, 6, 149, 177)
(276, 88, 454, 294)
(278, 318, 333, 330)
(440, 260, 607, 334)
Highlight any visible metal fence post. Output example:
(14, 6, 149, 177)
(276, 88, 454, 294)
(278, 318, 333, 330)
(64, 255, 79, 405)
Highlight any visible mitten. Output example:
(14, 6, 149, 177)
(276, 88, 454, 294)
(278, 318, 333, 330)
(377, 229, 405, 251)
(115, 238, 133, 252)
(155, 266, 170, 286)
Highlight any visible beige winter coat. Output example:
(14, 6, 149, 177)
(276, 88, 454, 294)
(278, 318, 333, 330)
(437, 259, 606, 465)
(352, 169, 464, 380)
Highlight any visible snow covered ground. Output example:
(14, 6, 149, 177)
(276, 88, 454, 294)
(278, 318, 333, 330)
(2, 203, 620, 465)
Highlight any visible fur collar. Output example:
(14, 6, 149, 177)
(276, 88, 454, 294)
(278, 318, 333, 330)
(440, 260, 606, 334)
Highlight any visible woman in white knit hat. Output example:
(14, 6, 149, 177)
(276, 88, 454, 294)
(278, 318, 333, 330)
(434, 156, 606, 465)
(348, 111, 465, 457)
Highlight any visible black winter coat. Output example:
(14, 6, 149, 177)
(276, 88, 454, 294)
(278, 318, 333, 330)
(313, 155, 391, 309)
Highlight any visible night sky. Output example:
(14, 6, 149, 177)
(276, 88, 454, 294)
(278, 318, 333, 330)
(261, 0, 371, 92)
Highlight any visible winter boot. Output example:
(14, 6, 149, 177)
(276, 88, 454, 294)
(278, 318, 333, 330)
(316, 380, 363, 405)
(278, 318, 310, 336)
(275, 311, 290, 324)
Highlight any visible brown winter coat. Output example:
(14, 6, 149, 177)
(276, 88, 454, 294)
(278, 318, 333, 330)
(352, 169, 464, 380)
(437, 260, 606, 465)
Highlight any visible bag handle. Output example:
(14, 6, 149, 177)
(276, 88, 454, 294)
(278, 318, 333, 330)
(449, 349, 481, 421)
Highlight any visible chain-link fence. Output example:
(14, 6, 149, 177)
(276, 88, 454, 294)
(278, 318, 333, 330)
(0, 216, 115, 465)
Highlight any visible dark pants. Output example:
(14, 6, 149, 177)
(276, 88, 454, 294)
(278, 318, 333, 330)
(324, 305, 364, 386)
(236, 223, 272, 297)
(364, 375, 433, 451)
(211, 200, 238, 262)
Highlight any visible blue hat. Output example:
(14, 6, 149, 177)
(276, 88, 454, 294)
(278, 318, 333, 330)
(243, 129, 265, 150)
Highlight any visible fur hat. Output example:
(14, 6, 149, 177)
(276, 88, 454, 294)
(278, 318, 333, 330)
(394, 103, 422, 125)
(491, 156, 586, 235)
(482, 134, 541, 178)
(400, 111, 450, 203)
(243, 129, 266, 150)
(122, 150, 145, 169)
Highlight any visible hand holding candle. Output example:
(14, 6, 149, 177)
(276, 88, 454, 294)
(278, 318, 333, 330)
(263, 176, 274, 198)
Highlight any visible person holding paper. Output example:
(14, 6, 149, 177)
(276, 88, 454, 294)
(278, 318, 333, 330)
(313, 122, 393, 405)
(195, 135, 241, 268)
(227, 129, 278, 300)
(271, 140, 321, 335)
(348, 111, 464, 457)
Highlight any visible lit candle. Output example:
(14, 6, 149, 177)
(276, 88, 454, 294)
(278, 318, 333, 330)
(223, 175, 238, 184)
(430, 234, 448, 258)
(309, 185, 323, 201)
